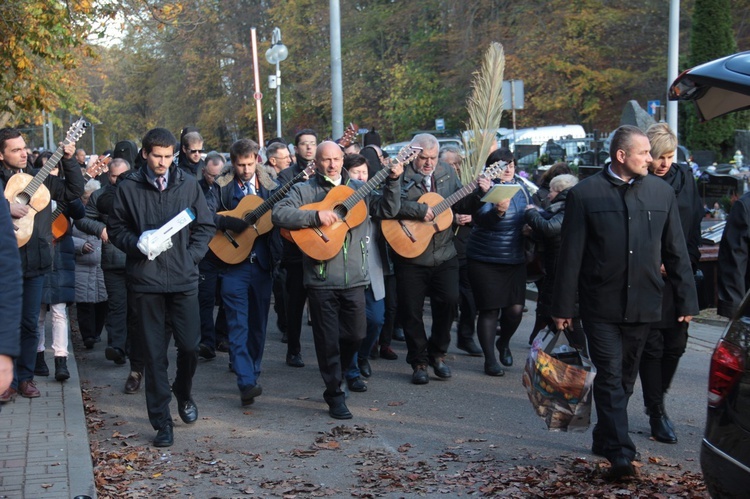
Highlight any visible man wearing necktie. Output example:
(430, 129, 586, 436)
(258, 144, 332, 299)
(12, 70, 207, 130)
(391, 133, 476, 385)
(210, 139, 278, 407)
(107, 128, 215, 448)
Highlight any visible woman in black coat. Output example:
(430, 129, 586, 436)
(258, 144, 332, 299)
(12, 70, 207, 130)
(524, 174, 584, 349)
(638, 123, 703, 445)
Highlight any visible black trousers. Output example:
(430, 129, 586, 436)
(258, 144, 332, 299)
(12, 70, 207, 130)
(457, 262, 476, 341)
(307, 286, 366, 396)
(133, 290, 200, 430)
(77, 301, 108, 342)
(639, 322, 689, 409)
(379, 274, 398, 346)
(396, 257, 459, 367)
(198, 256, 224, 350)
(284, 263, 308, 357)
(104, 269, 144, 372)
(584, 321, 650, 461)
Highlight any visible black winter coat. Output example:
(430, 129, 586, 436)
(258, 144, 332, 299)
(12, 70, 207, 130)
(525, 188, 570, 315)
(107, 165, 215, 293)
(718, 191, 750, 317)
(652, 164, 703, 326)
(0, 194, 22, 358)
(75, 185, 127, 271)
(0, 156, 85, 278)
(552, 169, 699, 323)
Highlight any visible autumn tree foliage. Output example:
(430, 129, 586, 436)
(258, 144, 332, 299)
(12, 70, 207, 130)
(0, 0, 110, 128)
(6, 0, 748, 151)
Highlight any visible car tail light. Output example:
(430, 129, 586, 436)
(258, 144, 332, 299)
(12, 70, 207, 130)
(707, 339, 745, 407)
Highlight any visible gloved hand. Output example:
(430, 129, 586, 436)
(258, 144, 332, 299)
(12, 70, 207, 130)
(137, 230, 174, 260)
(221, 216, 249, 233)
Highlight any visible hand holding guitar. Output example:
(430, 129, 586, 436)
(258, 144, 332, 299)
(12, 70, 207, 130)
(478, 176, 492, 193)
(389, 162, 404, 179)
(423, 207, 435, 222)
(317, 210, 340, 227)
(62, 141, 76, 159)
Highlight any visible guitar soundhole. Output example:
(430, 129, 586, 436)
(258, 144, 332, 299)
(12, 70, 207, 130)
(333, 205, 347, 219)
(15, 192, 30, 205)
(246, 215, 257, 225)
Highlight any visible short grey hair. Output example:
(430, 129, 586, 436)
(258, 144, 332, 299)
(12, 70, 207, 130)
(411, 133, 439, 152)
(439, 146, 462, 158)
(266, 142, 288, 160)
(109, 157, 130, 170)
(549, 174, 578, 193)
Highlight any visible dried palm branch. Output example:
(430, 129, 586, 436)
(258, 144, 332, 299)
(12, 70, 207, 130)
(461, 42, 505, 184)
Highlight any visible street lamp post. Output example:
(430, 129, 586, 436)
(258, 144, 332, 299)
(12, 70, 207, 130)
(265, 28, 288, 140)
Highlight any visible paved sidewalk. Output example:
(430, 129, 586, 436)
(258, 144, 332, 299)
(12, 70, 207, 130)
(0, 306, 727, 499)
(0, 350, 96, 499)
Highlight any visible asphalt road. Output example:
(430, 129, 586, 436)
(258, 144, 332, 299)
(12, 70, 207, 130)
(77, 298, 714, 497)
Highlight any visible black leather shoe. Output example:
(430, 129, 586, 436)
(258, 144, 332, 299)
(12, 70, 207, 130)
(153, 424, 174, 447)
(216, 339, 230, 353)
(286, 353, 304, 368)
(484, 362, 505, 376)
(379, 345, 398, 360)
(607, 455, 635, 480)
(54, 357, 70, 381)
(457, 339, 483, 357)
(358, 358, 372, 378)
(176, 397, 198, 424)
(198, 343, 216, 360)
(105, 346, 127, 365)
(429, 358, 452, 379)
(124, 371, 143, 394)
(35, 352, 49, 377)
(240, 384, 263, 406)
(346, 377, 367, 392)
(496, 339, 513, 367)
(650, 416, 677, 443)
(592, 442, 641, 462)
(393, 328, 405, 341)
(328, 398, 353, 420)
(411, 365, 429, 385)
(83, 337, 96, 349)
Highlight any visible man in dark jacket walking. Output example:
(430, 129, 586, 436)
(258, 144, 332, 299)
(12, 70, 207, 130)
(552, 125, 699, 479)
(0, 127, 84, 401)
(273, 141, 402, 419)
(108, 128, 214, 448)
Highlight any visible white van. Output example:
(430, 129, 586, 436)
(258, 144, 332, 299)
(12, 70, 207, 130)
(498, 124, 586, 151)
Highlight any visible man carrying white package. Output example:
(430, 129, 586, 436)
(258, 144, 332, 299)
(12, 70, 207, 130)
(108, 127, 214, 448)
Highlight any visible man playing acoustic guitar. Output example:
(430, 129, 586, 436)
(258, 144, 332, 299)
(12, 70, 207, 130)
(272, 141, 403, 419)
(0, 127, 85, 401)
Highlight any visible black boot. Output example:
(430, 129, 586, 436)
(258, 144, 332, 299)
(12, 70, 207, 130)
(648, 404, 677, 443)
(324, 392, 352, 419)
(54, 356, 70, 382)
(35, 352, 49, 377)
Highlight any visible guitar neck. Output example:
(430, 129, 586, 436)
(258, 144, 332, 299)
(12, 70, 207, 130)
(242, 168, 309, 222)
(340, 167, 391, 211)
(431, 179, 479, 215)
(23, 145, 68, 198)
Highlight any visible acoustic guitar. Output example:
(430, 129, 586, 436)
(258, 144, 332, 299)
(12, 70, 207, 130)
(4, 118, 87, 247)
(381, 161, 508, 258)
(289, 145, 421, 261)
(50, 153, 111, 241)
(208, 163, 316, 264)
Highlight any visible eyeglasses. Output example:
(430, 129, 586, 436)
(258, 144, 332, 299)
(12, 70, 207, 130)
(298, 141, 317, 147)
(189, 149, 204, 154)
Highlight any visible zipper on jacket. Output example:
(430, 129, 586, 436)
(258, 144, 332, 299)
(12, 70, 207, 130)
(343, 236, 349, 285)
(360, 238, 367, 276)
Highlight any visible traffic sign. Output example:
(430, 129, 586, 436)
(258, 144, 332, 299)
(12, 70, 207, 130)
(435, 118, 445, 132)
(647, 100, 660, 116)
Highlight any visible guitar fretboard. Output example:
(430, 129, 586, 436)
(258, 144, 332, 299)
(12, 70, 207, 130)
(243, 168, 312, 222)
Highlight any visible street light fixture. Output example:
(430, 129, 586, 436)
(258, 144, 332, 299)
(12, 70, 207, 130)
(265, 27, 288, 139)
